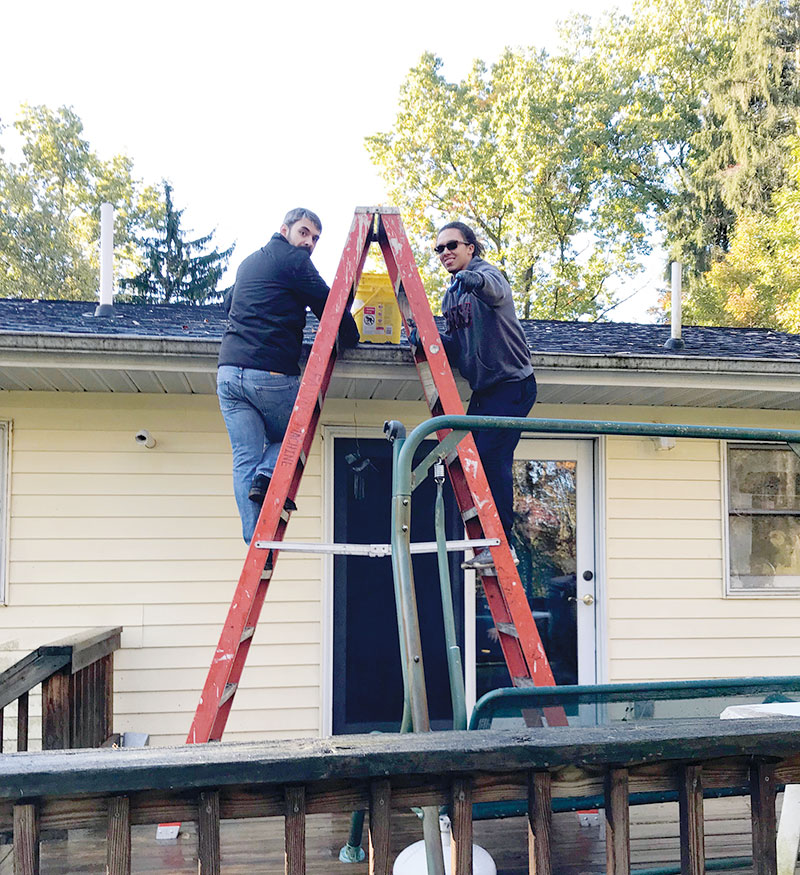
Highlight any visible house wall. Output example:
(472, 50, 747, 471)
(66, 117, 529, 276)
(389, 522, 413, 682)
(591, 404, 800, 684)
(1, 391, 799, 747)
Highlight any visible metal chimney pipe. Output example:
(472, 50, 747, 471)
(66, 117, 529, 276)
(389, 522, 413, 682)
(94, 203, 115, 317)
(664, 261, 685, 350)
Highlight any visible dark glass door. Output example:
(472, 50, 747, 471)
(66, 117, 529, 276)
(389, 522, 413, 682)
(332, 437, 462, 734)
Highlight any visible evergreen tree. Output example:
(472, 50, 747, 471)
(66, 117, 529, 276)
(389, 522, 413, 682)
(121, 182, 234, 305)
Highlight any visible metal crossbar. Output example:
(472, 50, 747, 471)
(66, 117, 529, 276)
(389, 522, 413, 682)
(252, 538, 498, 556)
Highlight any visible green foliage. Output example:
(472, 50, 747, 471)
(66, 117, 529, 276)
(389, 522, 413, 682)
(367, 51, 651, 320)
(0, 104, 163, 300)
(119, 182, 234, 305)
(368, 0, 800, 324)
(687, 139, 800, 329)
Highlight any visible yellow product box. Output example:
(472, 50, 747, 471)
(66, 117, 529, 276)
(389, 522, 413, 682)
(351, 272, 402, 344)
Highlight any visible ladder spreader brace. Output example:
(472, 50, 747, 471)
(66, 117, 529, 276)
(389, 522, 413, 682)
(187, 206, 561, 747)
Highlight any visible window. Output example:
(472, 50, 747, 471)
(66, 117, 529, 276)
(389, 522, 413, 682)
(0, 420, 7, 603)
(727, 443, 800, 595)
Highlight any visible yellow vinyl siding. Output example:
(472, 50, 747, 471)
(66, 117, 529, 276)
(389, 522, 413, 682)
(4, 387, 800, 747)
(598, 408, 800, 684)
(0, 390, 331, 747)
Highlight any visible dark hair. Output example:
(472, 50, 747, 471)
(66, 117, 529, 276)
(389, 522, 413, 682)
(437, 221, 483, 257)
(283, 207, 322, 232)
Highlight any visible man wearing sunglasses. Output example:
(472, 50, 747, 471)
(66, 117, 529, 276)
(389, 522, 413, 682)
(218, 208, 359, 544)
(422, 221, 537, 570)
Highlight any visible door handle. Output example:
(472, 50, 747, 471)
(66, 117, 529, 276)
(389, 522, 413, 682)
(581, 594, 595, 606)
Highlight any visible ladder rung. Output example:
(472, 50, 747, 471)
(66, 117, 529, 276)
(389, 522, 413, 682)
(240, 626, 256, 644)
(512, 677, 536, 688)
(300, 448, 308, 467)
(260, 568, 272, 580)
(461, 507, 479, 522)
(219, 682, 238, 706)
(495, 622, 519, 639)
(252, 538, 499, 557)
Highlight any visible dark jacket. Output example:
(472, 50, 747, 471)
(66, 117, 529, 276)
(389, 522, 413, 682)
(218, 233, 359, 373)
(439, 257, 533, 391)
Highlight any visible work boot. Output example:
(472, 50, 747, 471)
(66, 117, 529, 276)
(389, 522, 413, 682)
(248, 474, 297, 512)
(460, 546, 519, 570)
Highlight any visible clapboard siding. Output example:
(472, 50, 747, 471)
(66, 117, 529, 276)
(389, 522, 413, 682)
(4, 389, 800, 748)
(603, 411, 800, 683)
(0, 390, 330, 747)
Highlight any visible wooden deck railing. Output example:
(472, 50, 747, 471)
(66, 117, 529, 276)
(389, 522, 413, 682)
(0, 627, 122, 752)
(1, 717, 798, 874)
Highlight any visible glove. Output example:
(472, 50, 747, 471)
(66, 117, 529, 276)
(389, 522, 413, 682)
(407, 327, 420, 349)
(455, 269, 484, 293)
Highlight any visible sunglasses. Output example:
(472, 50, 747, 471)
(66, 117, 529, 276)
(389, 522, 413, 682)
(434, 240, 469, 254)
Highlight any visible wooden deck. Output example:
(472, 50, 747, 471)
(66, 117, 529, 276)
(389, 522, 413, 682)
(0, 796, 768, 873)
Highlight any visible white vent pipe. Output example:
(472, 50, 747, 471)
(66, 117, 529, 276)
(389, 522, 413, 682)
(95, 203, 115, 317)
(664, 261, 685, 350)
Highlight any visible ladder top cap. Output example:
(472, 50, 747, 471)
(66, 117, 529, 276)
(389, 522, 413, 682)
(355, 205, 401, 214)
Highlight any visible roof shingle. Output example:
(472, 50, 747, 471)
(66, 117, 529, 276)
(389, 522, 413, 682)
(2, 298, 800, 361)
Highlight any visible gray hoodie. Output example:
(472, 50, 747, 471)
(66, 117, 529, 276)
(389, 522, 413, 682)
(439, 257, 533, 391)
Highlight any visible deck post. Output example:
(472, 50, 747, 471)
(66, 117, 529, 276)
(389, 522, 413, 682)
(284, 785, 306, 875)
(13, 801, 40, 875)
(106, 795, 131, 875)
(368, 778, 391, 875)
(750, 760, 777, 875)
(450, 777, 473, 875)
(41, 668, 71, 749)
(17, 690, 29, 752)
(528, 770, 552, 874)
(678, 764, 705, 875)
(198, 789, 221, 875)
(605, 767, 630, 875)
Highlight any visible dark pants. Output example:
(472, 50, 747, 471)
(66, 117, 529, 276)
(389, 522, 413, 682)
(466, 373, 537, 539)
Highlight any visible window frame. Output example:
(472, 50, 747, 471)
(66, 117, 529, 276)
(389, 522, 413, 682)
(0, 420, 8, 604)
(724, 440, 800, 598)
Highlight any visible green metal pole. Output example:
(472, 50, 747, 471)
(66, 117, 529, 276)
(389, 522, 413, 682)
(389, 428, 413, 734)
(434, 465, 467, 731)
(385, 421, 445, 875)
(338, 809, 366, 863)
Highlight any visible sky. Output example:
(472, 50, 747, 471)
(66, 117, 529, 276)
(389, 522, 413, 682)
(0, 0, 663, 322)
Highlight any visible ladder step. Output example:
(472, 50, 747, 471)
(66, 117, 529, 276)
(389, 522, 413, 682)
(252, 538, 499, 557)
(219, 682, 238, 706)
(495, 622, 519, 639)
(461, 507, 479, 522)
(260, 568, 272, 581)
(240, 626, 256, 644)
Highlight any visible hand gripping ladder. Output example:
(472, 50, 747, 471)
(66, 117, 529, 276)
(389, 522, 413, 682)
(188, 207, 559, 745)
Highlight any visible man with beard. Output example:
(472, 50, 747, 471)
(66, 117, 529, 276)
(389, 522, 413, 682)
(217, 208, 359, 543)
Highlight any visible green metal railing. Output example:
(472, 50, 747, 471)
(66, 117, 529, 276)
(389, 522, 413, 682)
(386, 414, 800, 740)
(338, 415, 800, 872)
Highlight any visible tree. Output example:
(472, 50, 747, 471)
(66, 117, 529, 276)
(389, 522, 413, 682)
(687, 137, 800, 329)
(367, 51, 652, 320)
(567, 0, 746, 280)
(567, 0, 800, 308)
(120, 182, 234, 305)
(0, 104, 163, 300)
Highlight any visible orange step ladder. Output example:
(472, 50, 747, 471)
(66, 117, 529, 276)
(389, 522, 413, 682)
(188, 206, 559, 746)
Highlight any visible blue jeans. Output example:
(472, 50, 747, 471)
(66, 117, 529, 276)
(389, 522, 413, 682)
(466, 373, 538, 539)
(217, 366, 300, 544)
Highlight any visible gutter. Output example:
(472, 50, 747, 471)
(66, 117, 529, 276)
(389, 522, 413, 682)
(1, 332, 800, 380)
